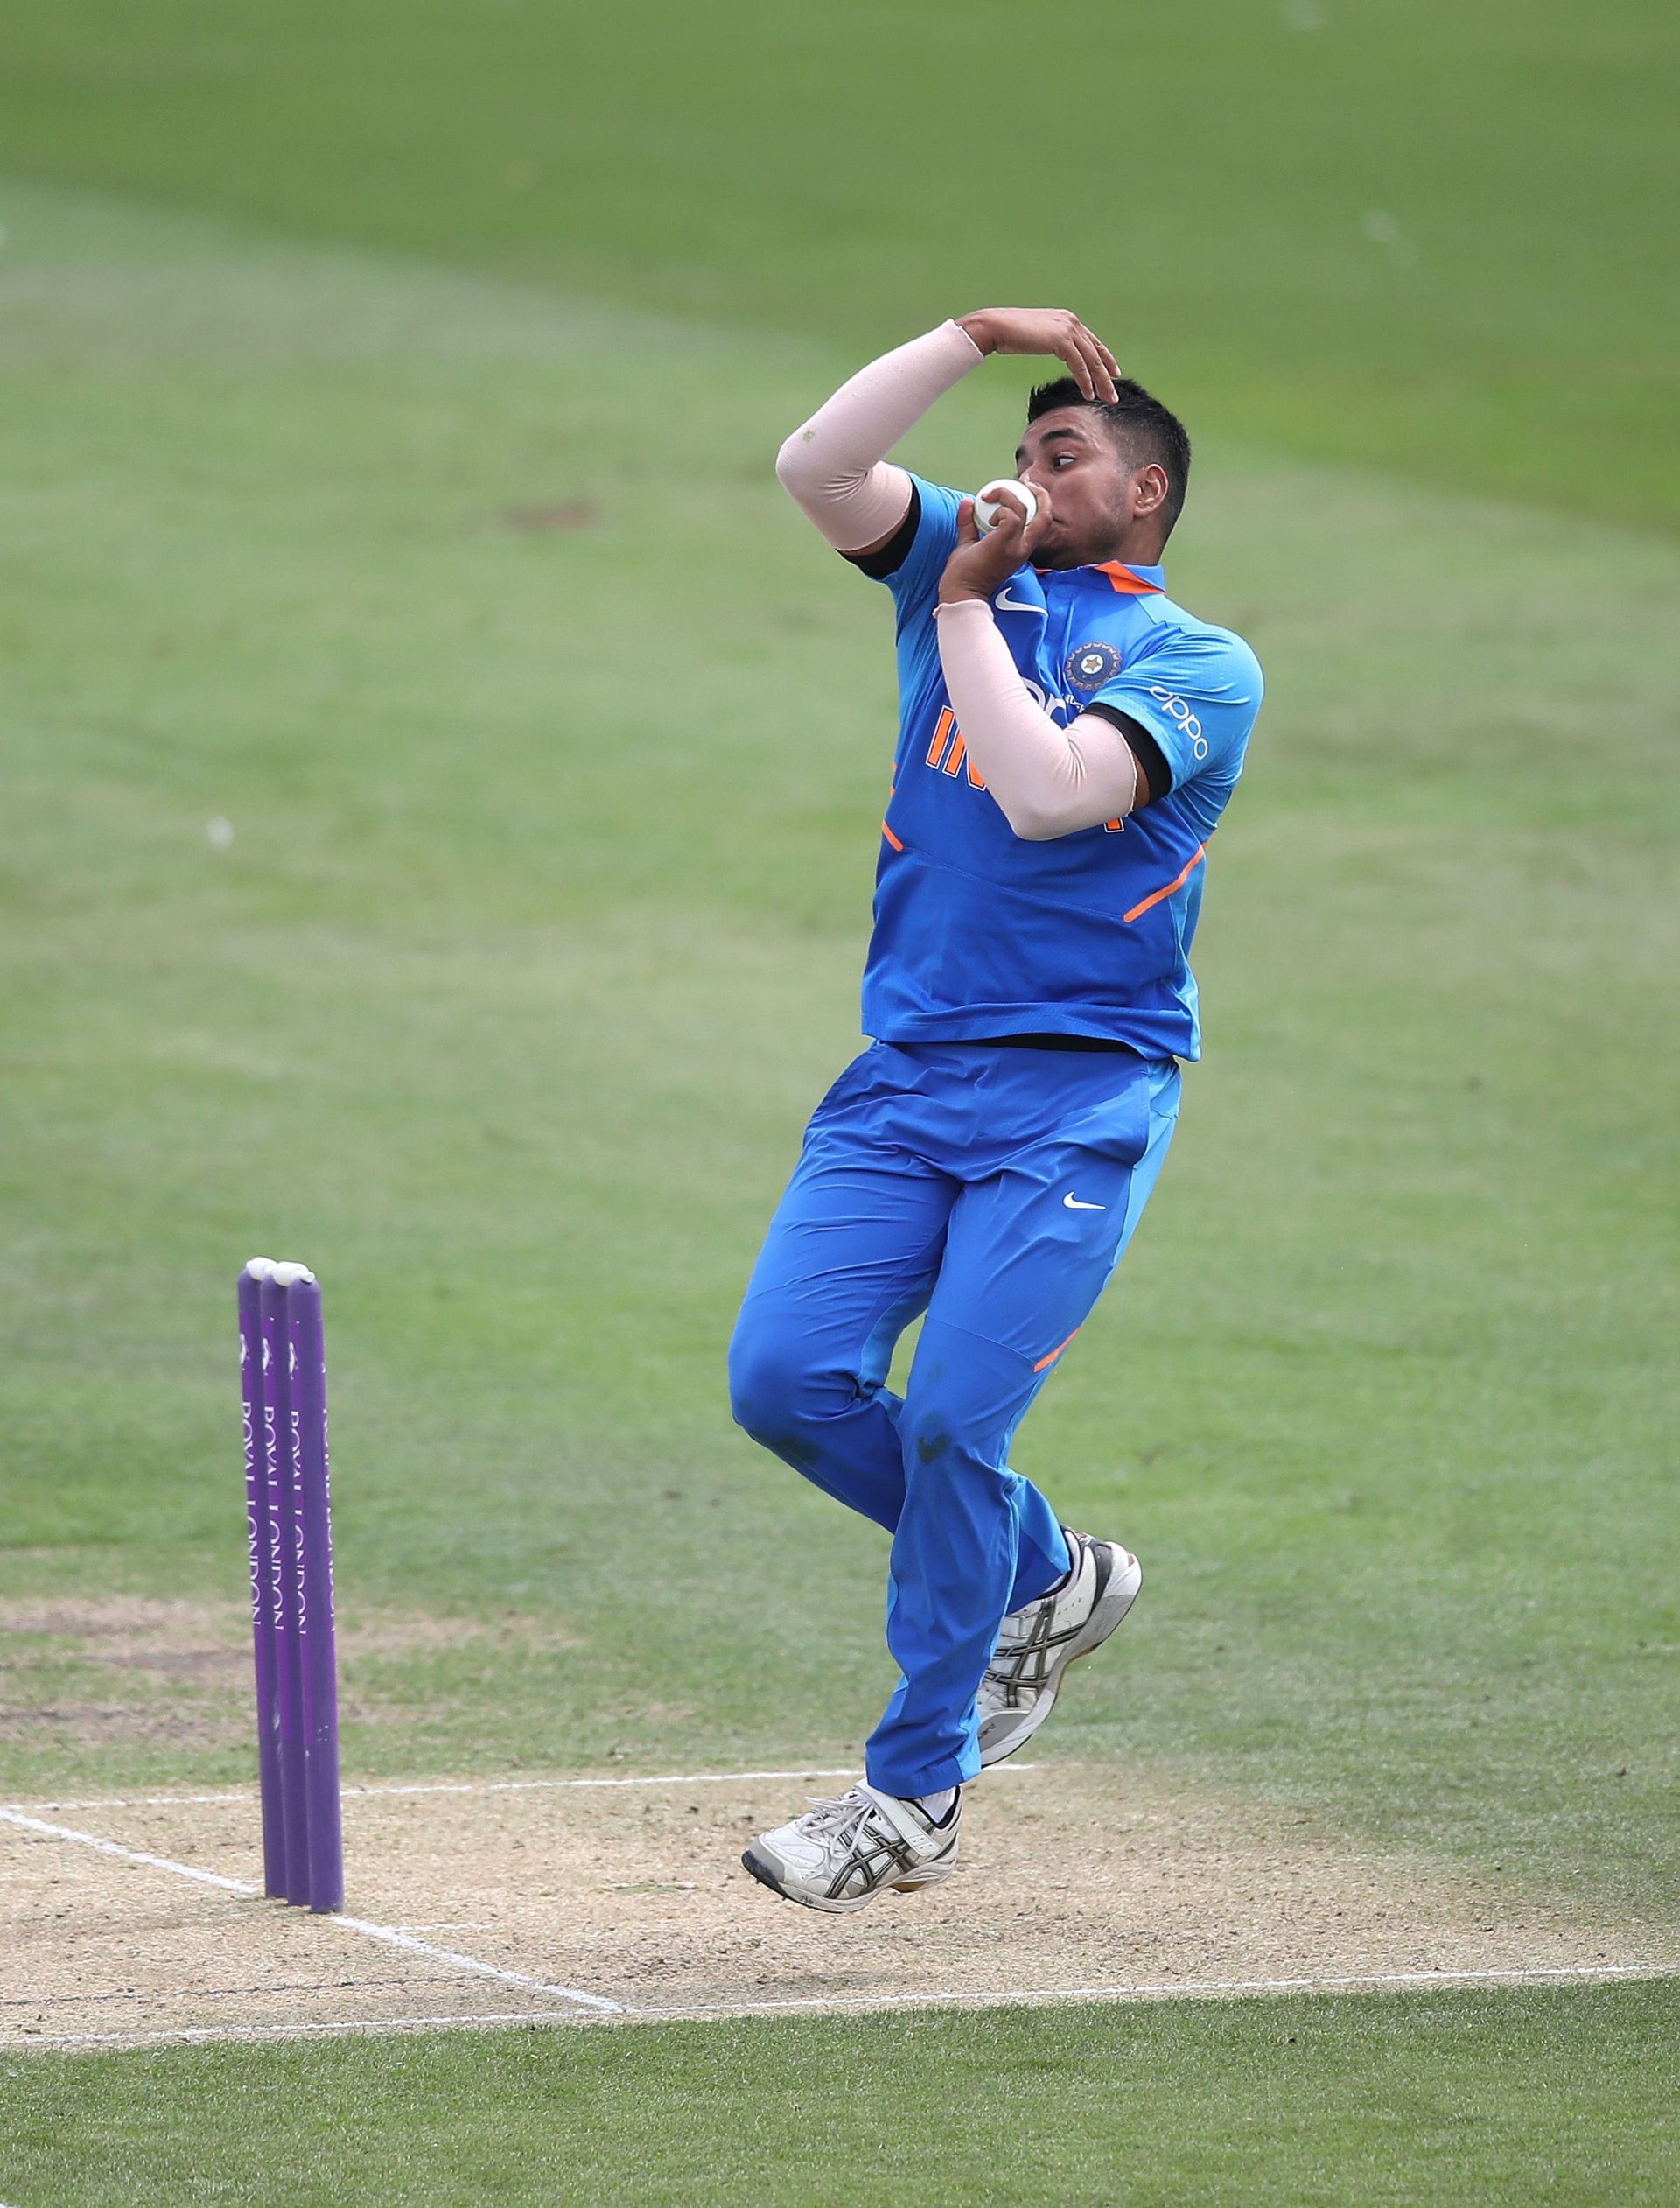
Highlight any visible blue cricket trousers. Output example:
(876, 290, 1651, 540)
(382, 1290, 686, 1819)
(728, 1040, 1181, 1799)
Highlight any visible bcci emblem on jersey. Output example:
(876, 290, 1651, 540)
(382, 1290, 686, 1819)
(1065, 640, 1123, 693)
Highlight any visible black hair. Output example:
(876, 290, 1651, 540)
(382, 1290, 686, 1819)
(1026, 375, 1192, 535)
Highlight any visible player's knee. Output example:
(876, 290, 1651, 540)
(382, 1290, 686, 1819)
(727, 1312, 828, 1440)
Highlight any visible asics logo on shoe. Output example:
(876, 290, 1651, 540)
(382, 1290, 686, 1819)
(1062, 1193, 1106, 1210)
(741, 1784, 960, 1913)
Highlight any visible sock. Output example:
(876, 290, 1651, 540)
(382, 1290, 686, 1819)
(915, 1787, 957, 1822)
(1043, 1533, 1082, 1597)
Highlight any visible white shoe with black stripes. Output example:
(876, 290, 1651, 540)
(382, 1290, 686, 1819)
(976, 1530, 1142, 1768)
(742, 1784, 961, 1914)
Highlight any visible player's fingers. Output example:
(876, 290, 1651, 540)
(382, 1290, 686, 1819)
(955, 497, 979, 543)
(1056, 327, 1096, 398)
(1081, 330, 1121, 403)
(1072, 326, 1118, 404)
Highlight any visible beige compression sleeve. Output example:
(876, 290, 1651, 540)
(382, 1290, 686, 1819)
(774, 320, 984, 553)
(933, 598, 1142, 840)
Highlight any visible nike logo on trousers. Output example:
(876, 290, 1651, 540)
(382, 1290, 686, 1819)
(1062, 1195, 1106, 1210)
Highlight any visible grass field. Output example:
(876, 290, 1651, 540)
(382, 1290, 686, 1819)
(7, 1985, 1678, 2207)
(2, 0, 1676, 535)
(1, 0, 1677, 2197)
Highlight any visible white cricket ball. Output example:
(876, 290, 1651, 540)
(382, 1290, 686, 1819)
(973, 478, 1039, 534)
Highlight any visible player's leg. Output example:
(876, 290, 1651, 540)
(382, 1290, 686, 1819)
(726, 1055, 956, 1532)
(863, 1057, 1182, 1801)
(974, 1060, 1182, 1764)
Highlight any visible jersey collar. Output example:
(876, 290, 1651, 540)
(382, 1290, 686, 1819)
(1093, 559, 1166, 594)
(1033, 558, 1166, 595)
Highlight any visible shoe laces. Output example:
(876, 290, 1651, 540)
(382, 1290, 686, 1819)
(794, 1788, 877, 1843)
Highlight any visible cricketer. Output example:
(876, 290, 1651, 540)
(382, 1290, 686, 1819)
(729, 309, 1263, 1910)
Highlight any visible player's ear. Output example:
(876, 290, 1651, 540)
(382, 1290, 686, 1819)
(1132, 463, 1170, 519)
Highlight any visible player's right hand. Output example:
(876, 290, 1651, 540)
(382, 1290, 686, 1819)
(937, 486, 1057, 606)
(956, 309, 1120, 403)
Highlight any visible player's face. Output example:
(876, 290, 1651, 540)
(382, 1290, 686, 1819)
(1013, 410, 1145, 568)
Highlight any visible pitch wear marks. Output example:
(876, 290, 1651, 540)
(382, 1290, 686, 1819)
(860, 474, 1264, 1059)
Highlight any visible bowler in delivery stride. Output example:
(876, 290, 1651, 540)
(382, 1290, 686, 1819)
(729, 308, 1264, 1910)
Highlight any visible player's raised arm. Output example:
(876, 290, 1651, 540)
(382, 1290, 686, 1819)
(774, 321, 980, 555)
(774, 310, 1120, 559)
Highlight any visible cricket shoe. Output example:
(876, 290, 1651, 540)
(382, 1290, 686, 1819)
(741, 1784, 961, 1914)
(976, 1531, 1142, 1768)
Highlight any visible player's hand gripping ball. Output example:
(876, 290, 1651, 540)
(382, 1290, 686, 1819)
(973, 479, 1040, 535)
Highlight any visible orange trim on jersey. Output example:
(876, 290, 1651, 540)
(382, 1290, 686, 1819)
(1124, 842, 1206, 923)
(927, 707, 956, 770)
(1032, 1325, 1083, 1375)
(881, 820, 904, 852)
(966, 754, 987, 790)
(1096, 561, 1165, 596)
(942, 734, 967, 778)
(1102, 817, 1124, 833)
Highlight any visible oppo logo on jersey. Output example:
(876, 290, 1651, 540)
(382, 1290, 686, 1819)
(1148, 686, 1208, 759)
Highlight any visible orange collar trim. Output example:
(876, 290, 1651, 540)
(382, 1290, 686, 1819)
(1095, 561, 1165, 595)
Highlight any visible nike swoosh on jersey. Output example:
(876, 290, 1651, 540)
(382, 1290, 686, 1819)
(1062, 1194, 1107, 1210)
(993, 588, 1046, 617)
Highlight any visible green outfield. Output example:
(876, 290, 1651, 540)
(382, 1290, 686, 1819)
(3, 0, 1676, 535)
(1, 0, 1677, 2198)
(7, 1985, 1679, 2208)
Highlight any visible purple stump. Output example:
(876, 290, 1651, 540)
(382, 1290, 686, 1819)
(286, 1271, 343, 1914)
(238, 1264, 285, 1898)
(260, 1271, 310, 1905)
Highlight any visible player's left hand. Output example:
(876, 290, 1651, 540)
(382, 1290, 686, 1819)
(937, 490, 1055, 606)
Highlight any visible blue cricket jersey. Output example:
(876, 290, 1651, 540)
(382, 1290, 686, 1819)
(851, 474, 1264, 1061)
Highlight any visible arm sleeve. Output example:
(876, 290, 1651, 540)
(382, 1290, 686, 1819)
(933, 599, 1141, 840)
(1082, 704, 1173, 803)
(774, 319, 984, 556)
(1089, 626, 1264, 790)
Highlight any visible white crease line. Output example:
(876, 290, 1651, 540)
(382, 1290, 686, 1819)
(331, 1917, 620, 2013)
(0, 1766, 975, 1813)
(10, 1959, 1677, 2053)
(12, 2009, 599, 2051)
(0, 1809, 255, 1896)
(0, 1805, 623, 2017)
(340, 1767, 886, 1801)
(643, 1959, 1680, 2020)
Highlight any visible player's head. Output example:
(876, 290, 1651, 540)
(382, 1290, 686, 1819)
(1015, 376, 1191, 567)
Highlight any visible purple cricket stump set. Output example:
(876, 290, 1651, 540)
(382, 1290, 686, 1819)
(237, 1258, 344, 1913)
